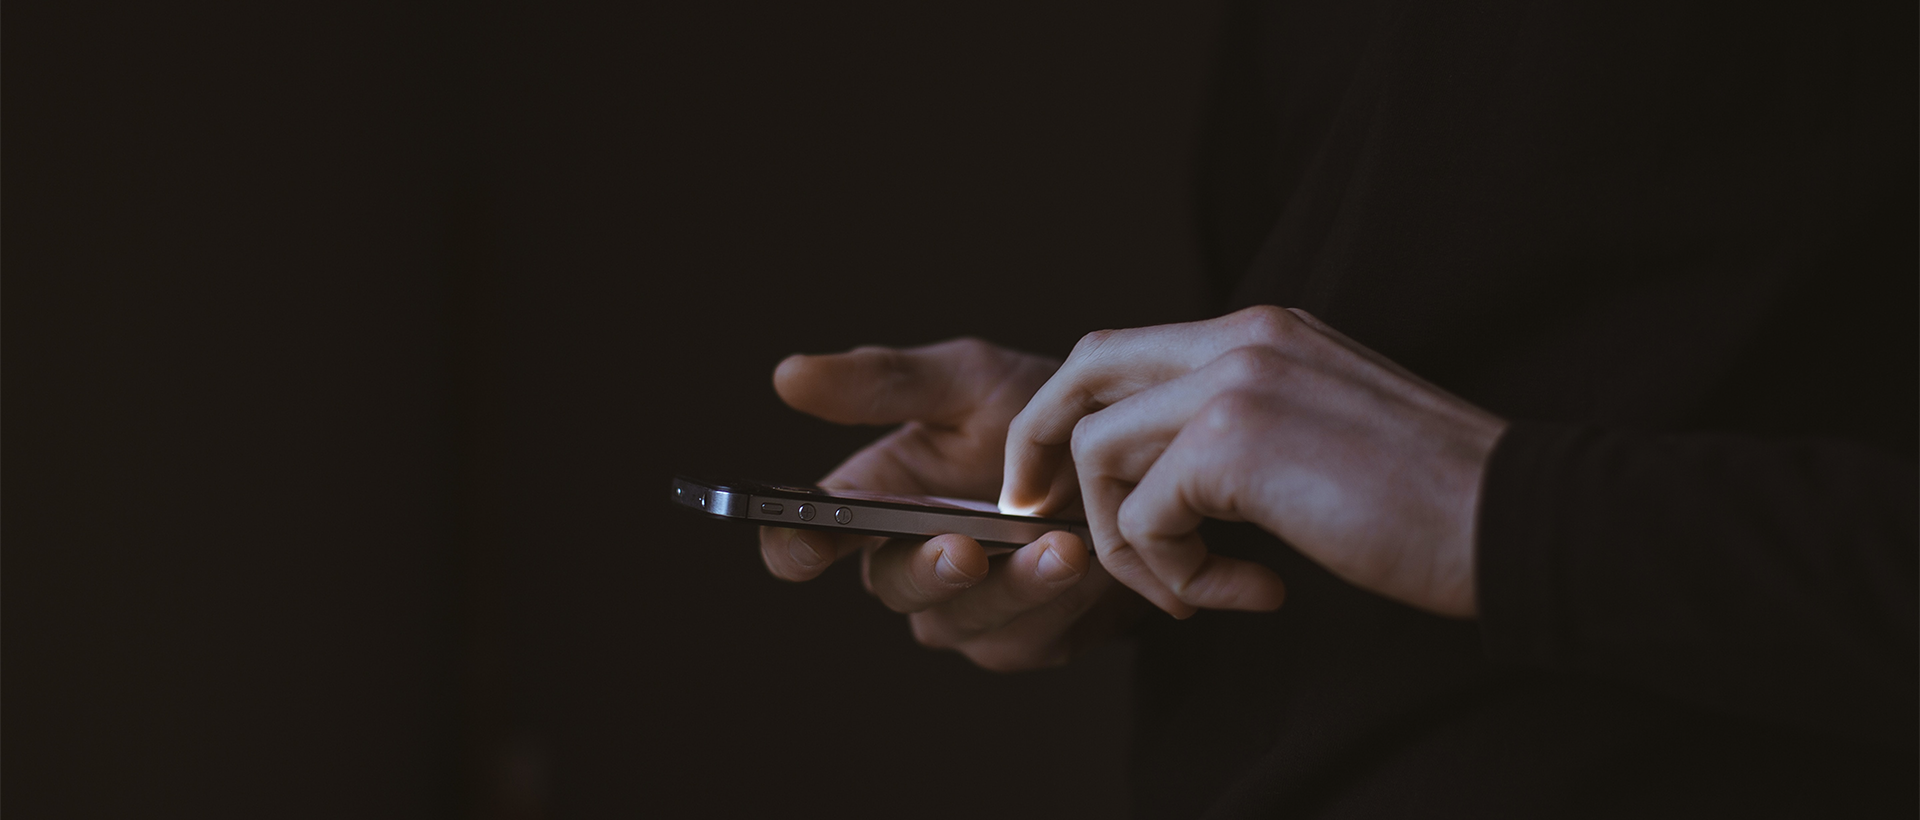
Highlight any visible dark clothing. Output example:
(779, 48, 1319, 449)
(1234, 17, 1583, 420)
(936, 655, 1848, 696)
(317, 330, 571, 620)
(1133, 1, 1918, 816)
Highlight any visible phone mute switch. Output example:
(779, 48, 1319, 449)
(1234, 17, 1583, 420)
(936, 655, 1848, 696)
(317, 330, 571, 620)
(759, 502, 784, 516)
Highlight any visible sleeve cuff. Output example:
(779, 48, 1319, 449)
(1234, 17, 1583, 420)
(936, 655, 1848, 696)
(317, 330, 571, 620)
(1475, 420, 1599, 666)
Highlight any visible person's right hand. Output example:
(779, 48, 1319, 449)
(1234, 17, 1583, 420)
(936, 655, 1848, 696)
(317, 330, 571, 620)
(759, 338, 1147, 671)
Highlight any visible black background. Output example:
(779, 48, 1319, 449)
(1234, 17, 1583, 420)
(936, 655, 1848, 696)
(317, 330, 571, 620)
(7, 1, 1223, 816)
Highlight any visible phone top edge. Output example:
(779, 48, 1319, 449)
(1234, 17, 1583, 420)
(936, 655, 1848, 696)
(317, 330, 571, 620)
(670, 476, 750, 518)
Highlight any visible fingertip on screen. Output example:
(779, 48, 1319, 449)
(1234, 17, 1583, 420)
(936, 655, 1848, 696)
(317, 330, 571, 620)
(996, 492, 1044, 516)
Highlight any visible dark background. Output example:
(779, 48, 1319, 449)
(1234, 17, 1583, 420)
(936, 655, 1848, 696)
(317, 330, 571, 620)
(7, 1, 1224, 816)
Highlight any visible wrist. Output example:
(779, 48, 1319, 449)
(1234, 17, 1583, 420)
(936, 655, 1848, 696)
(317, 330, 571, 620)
(1432, 414, 1509, 619)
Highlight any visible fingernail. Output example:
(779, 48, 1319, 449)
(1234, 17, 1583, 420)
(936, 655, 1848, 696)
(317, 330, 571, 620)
(787, 533, 824, 569)
(935, 551, 981, 585)
(1036, 547, 1080, 583)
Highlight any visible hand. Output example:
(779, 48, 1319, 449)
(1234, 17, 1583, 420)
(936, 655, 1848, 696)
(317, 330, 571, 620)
(1000, 306, 1507, 619)
(760, 338, 1147, 670)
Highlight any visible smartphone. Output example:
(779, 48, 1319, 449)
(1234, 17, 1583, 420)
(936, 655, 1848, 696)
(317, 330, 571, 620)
(670, 475, 1089, 547)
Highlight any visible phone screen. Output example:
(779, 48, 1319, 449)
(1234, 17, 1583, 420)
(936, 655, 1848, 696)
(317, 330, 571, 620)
(759, 484, 1003, 514)
(671, 475, 1087, 546)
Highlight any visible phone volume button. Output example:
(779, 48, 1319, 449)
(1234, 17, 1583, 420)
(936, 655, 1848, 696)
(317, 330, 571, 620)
(796, 503, 815, 522)
(834, 507, 852, 525)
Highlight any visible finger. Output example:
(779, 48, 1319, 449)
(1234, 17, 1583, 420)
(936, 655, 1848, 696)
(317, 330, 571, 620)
(863, 533, 990, 613)
(1071, 346, 1299, 485)
(1000, 306, 1313, 514)
(774, 338, 1009, 428)
(1115, 401, 1287, 612)
(1077, 467, 1192, 618)
(811, 422, 1008, 502)
(815, 424, 945, 495)
(759, 526, 884, 582)
(1067, 349, 1297, 614)
(1089, 532, 1198, 618)
(1077, 472, 1132, 563)
(1077, 468, 1187, 616)
(998, 324, 1214, 514)
(908, 531, 1092, 646)
(938, 567, 1137, 672)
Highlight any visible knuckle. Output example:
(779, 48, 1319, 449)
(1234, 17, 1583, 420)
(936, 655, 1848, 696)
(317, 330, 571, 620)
(1066, 383, 1102, 418)
(947, 336, 994, 362)
(1004, 403, 1032, 437)
(1199, 390, 1266, 436)
(1068, 412, 1103, 463)
(853, 346, 910, 381)
(1226, 304, 1296, 347)
(928, 336, 996, 372)
(1115, 504, 1151, 546)
(1214, 345, 1287, 385)
(1070, 328, 1116, 360)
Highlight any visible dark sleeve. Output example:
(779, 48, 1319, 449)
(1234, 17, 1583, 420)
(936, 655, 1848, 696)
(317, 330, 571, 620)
(1476, 421, 1918, 744)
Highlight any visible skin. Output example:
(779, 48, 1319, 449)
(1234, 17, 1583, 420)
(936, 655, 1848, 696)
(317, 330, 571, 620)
(758, 338, 1147, 671)
(762, 306, 1508, 671)
(1001, 305, 1508, 620)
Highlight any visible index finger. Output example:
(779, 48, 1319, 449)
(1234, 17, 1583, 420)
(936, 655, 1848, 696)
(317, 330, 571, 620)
(1000, 306, 1314, 514)
(773, 338, 1008, 428)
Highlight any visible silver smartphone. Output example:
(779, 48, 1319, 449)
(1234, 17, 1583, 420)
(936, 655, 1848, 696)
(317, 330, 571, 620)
(670, 475, 1089, 547)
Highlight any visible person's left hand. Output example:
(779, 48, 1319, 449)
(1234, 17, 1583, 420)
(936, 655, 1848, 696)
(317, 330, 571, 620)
(998, 305, 1508, 620)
